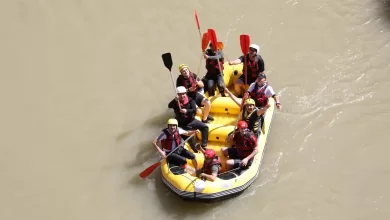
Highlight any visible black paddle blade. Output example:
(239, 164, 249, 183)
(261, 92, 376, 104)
(162, 53, 173, 71)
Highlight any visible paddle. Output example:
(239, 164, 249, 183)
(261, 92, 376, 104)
(240, 34, 250, 85)
(232, 95, 248, 138)
(139, 134, 196, 178)
(208, 28, 223, 76)
(162, 53, 181, 110)
(194, 10, 202, 38)
(202, 32, 209, 51)
(197, 32, 209, 76)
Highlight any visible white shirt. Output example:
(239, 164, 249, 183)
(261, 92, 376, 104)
(156, 127, 185, 151)
(247, 82, 275, 98)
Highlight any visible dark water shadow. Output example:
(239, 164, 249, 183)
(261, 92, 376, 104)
(378, 0, 390, 26)
(116, 109, 174, 143)
(144, 109, 175, 127)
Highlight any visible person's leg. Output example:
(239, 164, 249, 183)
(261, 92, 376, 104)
(179, 148, 198, 170)
(216, 74, 226, 96)
(196, 93, 211, 122)
(187, 119, 209, 148)
(167, 152, 187, 166)
(207, 78, 215, 96)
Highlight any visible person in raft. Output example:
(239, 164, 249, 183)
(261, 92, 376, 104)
(221, 121, 258, 170)
(245, 73, 282, 110)
(176, 64, 214, 123)
(224, 87, 270, 135)
(168, 86, 209, 152)
(152, 118, 199, 169)
(202, 42, 226, 97)
(228, 44, 265, 98)
(197, 149, 222, 182)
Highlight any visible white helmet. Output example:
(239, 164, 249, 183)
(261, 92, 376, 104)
(176, 86, 186, 94)
(249, 44, 260, 53)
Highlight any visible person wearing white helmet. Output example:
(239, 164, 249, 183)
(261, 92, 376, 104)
(153, 118, 200, 169)
(176, 64, 214, 123)
(228, 43, 265, 97)
(168, 86, 209, 150)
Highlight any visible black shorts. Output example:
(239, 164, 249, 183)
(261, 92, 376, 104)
(227, 148, 253, 169)
(190, 92, 206, 107)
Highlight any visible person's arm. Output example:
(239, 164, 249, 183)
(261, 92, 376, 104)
(176, 77, 183, 87)
(228, 55, 244, 65)
(256, 104, 271, 116)
(152, 133, 166, 157)
(257, 56, 265, 73)
(224, 87, 241, 106)
(244, 146, 258, 162)
(205, 50, 224, 60)
(266, 86, 282, 110)
(185, 99, 197, 115)
(179, 127, 199, 136)
(240, 134, 258, 166)
(168, 98, 178, 109)
(199, 165, 219, 182)
(195, 73, 204, 88)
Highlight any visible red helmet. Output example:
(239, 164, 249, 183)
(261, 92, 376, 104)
(237, 120, 248, 129)
(204, 149, 216, 159)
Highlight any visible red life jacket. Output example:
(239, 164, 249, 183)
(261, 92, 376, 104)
(175, 96, 192, 120)
(205, 50, 224, 76)
(249, 84, 269, 108)
(242, 55, 260, 84)
(234, 130, 257, 158)
(160, 128, 181, 151)
(179, 73, 197, 90)
(203, 156, 222, 174)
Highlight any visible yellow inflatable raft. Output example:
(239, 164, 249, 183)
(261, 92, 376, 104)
(161, 62, 275, 201)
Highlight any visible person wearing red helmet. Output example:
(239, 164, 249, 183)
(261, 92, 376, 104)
(198, 149, 222, 182)
(221, 120, 258, 171)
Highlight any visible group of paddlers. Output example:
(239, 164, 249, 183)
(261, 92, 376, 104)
(152, 42, 282, 181)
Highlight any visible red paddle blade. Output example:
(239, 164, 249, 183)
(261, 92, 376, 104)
(195, 10, 200, 30)
(240, 34, 250, 55)
(207, 29, 218, 52)
(201, 32, 209, 51)
(139, 161, 161, 178)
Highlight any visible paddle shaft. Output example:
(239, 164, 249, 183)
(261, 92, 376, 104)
(168, 69, 181, 110)
(165, 133, 196, 158)
(139, 133, 196, 178)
